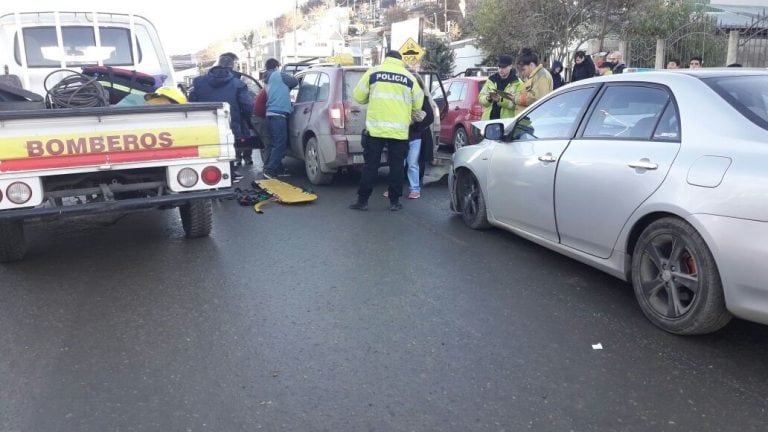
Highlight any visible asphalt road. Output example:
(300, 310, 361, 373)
(1, 160, 767, 432)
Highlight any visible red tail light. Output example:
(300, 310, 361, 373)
(469, 104, 484, 120)
(201, 166, 222, 185)
(330, 102, 345, 130)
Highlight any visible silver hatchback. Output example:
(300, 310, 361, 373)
(449, 69, 768, 334)
(285, 66, 445, 185)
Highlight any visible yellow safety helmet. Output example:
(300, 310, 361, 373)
(144, 86, 188, 104)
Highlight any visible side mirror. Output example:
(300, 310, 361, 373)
(484, 123, 504, 141)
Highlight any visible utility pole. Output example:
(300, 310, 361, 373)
(271, 19, 277, 60)
(294, 0, 299, 62)
(444, 0, 448, 34)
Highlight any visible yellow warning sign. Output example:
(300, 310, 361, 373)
(399, 37, 425, 66)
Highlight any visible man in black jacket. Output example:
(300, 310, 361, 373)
(189, 53, 253, 180)
(607, 51, 626, 74)
(571, 51, 596, 83)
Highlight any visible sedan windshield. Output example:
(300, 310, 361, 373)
(704, 75, 768, 130)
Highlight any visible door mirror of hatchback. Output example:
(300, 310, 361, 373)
(484, 123, 505, 141)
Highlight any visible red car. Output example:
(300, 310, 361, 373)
(432, 77, 486, 148)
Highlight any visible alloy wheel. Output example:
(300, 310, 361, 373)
(638, 233, 700, 319)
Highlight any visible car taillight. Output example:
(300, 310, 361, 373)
(177, 168, 199, 188)
(201, 166, 222, 185)
(330, 102, 345, 129)
(6, 182, 31, 204)
(469, 104, 484, 120)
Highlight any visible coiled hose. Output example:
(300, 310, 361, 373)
(44, 69, 108, 108)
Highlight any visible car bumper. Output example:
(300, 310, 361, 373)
(690, 214, 768, 324)
(448, 167, 458, 212)
(0, 189, 232, 222)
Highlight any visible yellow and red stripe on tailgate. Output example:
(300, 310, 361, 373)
(0, 125, 222, 172)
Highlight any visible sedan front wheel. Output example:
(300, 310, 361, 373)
(457, 171, 491, 230)
(631, 217, 731, 335)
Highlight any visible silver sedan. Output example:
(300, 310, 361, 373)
(449, 69, 768, 335)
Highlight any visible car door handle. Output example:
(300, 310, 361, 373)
(538, 153, 556, 163)
(627, 159, 659, 170)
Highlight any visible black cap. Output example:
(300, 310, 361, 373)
(386, 50, 403, 60)
(498, 55, 513, 67)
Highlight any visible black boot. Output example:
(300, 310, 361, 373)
(348, 200, 368, 211)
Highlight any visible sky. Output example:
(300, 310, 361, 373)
(16, 0, 303, 54)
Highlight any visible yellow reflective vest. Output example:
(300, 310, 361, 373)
(479, 74, 523, 120)
(353, 57, 424, 140)
(514, 64, 554, 110)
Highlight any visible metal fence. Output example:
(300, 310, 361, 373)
(628, 9, 768, 68)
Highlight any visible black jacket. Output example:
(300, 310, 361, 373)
(551, 61, 565, 90)
(571, 57, 597, 83)
(189, 66, 254, 140)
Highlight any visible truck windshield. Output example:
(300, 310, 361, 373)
(703, 75, 768, 130)
(15, 26, 141, 67)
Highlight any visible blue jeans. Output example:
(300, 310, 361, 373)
(406, 139, 421, 193)
(265, 115, 288, 174)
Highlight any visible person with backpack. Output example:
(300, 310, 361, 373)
(262, 58, 299, 179)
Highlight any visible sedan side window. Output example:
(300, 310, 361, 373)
(583, 86, 670, 139)
(511, 88, 594, 141)
(653, 102, 681, 141)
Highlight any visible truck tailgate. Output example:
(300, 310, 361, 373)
(0, 103, 233, 173)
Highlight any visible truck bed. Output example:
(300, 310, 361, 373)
(0, 103, 233, 175)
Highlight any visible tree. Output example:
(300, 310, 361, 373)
(421, 35, 456, 78)
(384, 5, 410, 26)
(467, 0, 633, 63)
(625, 0, 727, 67)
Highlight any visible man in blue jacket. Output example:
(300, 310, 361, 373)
(262, 58, 299, 179)
(189, 53, 253, 181)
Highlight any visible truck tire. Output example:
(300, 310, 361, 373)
(179, 200, 212, 238)
(0, 221, 26, 262)
(305, 137, 334, 185)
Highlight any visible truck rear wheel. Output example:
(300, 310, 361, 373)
(180, 200, 212, 238)
(0, 221, 26, 262)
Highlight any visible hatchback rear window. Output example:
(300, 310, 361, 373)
(343, 70, 366, 101)
(704, 76, 768, 130)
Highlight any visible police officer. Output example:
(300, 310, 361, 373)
(348, 50, 424, 212)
